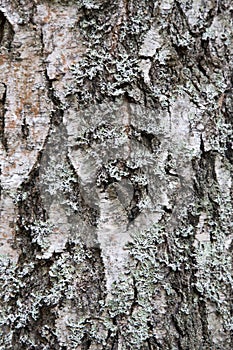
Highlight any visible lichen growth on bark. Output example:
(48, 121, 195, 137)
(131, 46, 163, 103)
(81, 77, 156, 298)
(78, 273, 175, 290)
(0, 0, 232, 349)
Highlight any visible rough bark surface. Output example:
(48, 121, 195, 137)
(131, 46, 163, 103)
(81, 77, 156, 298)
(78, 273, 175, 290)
(0, 0, 232, 349)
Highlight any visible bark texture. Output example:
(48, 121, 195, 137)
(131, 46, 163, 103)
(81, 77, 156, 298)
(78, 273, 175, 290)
(0, 0, 232, 349)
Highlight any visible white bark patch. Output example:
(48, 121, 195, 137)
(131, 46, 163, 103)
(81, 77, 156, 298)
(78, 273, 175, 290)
(97, 190, 131, 290)
(36, 203, 69, 260)
(215, 155, 233, 251)
(138, 59, 151, 84)
(206, 303, 227, 346)
(184, 0, 215, 29)
(215, 155, 231, 198)
(159, 0, 174, 12)
(139, 25, 163, 57)
(36, 2, 85, 99)
(0, 194, 17, 260)
(194, 212, 210, 246)
(55, 303, 76, 347)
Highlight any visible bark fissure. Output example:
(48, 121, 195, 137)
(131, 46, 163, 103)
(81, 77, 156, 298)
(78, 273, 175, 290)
(0, 82, 7, 151)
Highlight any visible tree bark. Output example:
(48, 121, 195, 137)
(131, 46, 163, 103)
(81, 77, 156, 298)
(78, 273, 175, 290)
(0, 0, 232, 349)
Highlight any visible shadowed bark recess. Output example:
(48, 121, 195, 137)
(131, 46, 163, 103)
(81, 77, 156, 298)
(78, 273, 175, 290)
(0, 1, 232, 349)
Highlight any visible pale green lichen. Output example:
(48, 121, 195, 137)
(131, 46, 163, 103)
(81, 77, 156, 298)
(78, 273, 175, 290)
(25, 220, 55, 249)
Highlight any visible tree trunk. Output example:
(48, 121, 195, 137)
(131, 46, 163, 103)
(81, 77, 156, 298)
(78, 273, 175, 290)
(0, 1, 232, 349)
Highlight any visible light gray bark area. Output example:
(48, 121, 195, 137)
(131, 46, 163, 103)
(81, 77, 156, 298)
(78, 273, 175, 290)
(0, 0, 232, 349)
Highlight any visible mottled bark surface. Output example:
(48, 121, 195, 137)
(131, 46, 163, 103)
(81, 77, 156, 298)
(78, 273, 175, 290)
(0, 0, 232, 349)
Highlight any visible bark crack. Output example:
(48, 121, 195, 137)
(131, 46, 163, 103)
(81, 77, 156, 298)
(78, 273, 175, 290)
(0, 82, 7, 151)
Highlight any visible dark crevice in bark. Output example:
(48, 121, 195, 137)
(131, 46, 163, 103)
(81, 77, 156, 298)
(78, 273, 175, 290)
(41, 23, 64, 126)
(66, 155, 100, 225)
(171, 313, 184, 347)
(16, 167, 48, 258)
(129, 275, 138, 315)
(110, 330, 119, 350)
(0, 82, 8, 151)
(40, 27, 45, 56)
(225, 141, 233, 163)
(165, 153, 179, 177)
(130, 125, 160, 153)
(200, 134, 205, 154)
(96, 158, 148, 225)
(0, 11, 6, 44)
(197, 61, 209, 79)
(220, 84, 233, 163)
(44, 69, 64, 125)
(197, 298, 211, 348)
(0, 10, 14, 51)
(21, 114, 30, 140)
